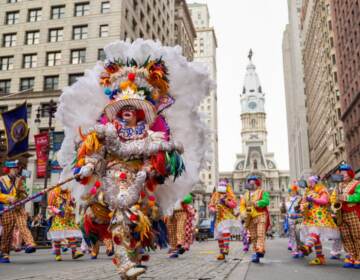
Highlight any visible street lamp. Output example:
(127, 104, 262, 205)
(34, 99, 57, 215)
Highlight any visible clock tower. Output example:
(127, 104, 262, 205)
(236, 50, 271, 171)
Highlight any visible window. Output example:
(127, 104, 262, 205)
(101, 1, 110, 13)
(20, 77, 34, 91)
(23, 54, 37, 68)
(48, 28, 63, 42)
(26, 104, 32, 119)
(51, 5, 65, 19)
(0, 56, 14, 71)
(74, 2, 90, 17)
(99, 24, 109, 37)
(46, 51, 61, 66)
(0, 80, 11, 94)
(3, 33, 16, 47)
(70, 49, 86, 64)
(6, 11, 19, 25)
(8, 0, 19, 3)
(68, 73, 84, 85)
(28, 8, 42, 22)
(0, 106, 8, 113)
(98, 49, 106, 61)
(44, 75, 59, 91)
(72, 25, 88, 40)
(25, 30, 40, 45)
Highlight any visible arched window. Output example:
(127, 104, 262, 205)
(251, 119, 256, 128)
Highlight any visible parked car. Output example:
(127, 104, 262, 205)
(195, 218, 213, 241)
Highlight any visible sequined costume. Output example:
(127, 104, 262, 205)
(209, 180, 242, 260)
(299, 176, 339, 265)
(47, 187, 84, 261)
(239, 176, 270, 263)
(330, 164, 360, 268)
(0, 161, 36, 263)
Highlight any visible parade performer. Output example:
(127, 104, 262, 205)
(55, 39, 211, 279)
(0, 160, 36, 263)
(47, 187, 84, 261)
(330, 164, 360, 268)
(239, 175, 270, 263)
(166, 194, 193, 258)
(299, 175, 339, 265)
(184, 200, 196, 251)
(286, 184, 303, 258)
(209, 180, 242, 261)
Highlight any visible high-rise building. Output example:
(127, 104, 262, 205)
(282, 0, 312, 180)
(174, 0, 196, 61)
(300, 0, 345, 177)
(188, 3, 218, 214)
(0, 0, 192, 215)
(331, 0, 360, 173)
(220, 52, 290, 234)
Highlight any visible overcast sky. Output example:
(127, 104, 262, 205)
(188, 0, 290, 172)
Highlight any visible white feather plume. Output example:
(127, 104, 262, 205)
(56, 39, 212, 212)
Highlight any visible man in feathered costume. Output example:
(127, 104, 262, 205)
(330, 164, 360, 268)
(47, 187, 84, 261)
(0, 160, 36, 263)
(239, 176, 270, 263)
(56, 40, 211, 279)
(299, 175, 339, 265)
(209, 180, 241, 260)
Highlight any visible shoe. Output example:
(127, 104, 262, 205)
(62, 247, 68, 253)
(288, 246, 292, 251)
(106, 249, 114, 257)
(169, 252, 178, 258)
(72, 251, 84, 260)
(90, 254, 97, 260)
(217, 253, 225, 261)
(55, 255, 62, 262)
(309, 256, 325, 265)
(125, 267, 146, 278)
(177, 245, 185, 255)
(0, 255, 10, 263)
(256, 252, 265, 258)
(292, 253, 299, 259)
(330, 254, 341, 260)
(353, 260, 360, 269)
(25, 246, 36, 254)
(343, 258, 354, 268)
(251, 253, 260, 263)
(300, 245, 312, 256)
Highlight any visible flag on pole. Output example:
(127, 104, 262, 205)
(0, 103, 29, 158)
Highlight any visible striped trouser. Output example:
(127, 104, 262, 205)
(218, 232, 231, 254)
(166, 210, 187, 250)
(248, 214, 266, 253)
(305, 233, 323, 257)
(340, 211, 360, 260)
(0, 208, 35, 254)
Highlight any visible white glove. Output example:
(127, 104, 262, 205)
(79, 165, 93, 178)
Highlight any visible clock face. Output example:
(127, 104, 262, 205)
(248, 101, 257, 110)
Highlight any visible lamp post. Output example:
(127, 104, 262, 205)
(34, 99, 57, 215)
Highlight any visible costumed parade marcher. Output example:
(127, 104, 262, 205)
(285, 184, 303, 258)
(330, 164, 360, 268)
(239, 175, 270, 263)
(299, 175, 339, 265)
(47, 186, 84, 261)
(209, 180, 242, 261)
(0, 160, 36, 263)
(166, 194, 193, 258)
(55, 39, 211, 279)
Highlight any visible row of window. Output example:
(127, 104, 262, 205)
(2, 24, 109, 47)
(0, 73, 84, 94)
(0, 49, 105, 70)
(4, 2, 110, 25)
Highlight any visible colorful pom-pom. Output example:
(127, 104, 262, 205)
(89, 186, 97, 196)
(129, 214, 138, 222)
(119, 172, 127, 180)
(140, 191, 146, 198)
(148, 195, 156, 202)
(80, 177, 90, 185)
(94, 181, 101, 188)
(128, 72, 136, 81)
(104, 88, 112, 96)
(148, 201, 155, 208)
